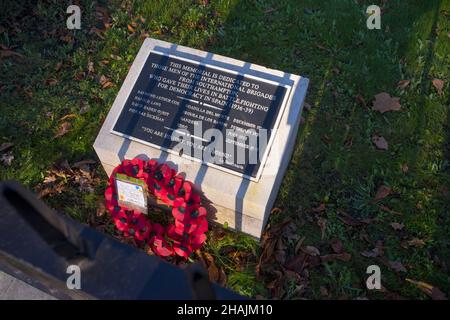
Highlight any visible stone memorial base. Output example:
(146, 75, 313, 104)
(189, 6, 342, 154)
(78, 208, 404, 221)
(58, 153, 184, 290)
(94, 38, 309, 239)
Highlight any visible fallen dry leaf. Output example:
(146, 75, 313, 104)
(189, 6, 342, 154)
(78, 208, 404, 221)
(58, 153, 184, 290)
(373, 185, 391, 202)
(407, 238, 426, 248)
(317, 217, 327, 240)
(372, 92, 401, 113)
(284, 254, 307, 274)
(321, 252, 351, 263)
(337, 211, 366, 227)
(406, 279, 447, 300)
(320, 286, 329, 297)
(96, 198, 106, 217)
(331, 238, 343, 253)
(397, 79, 410, 90)
(274, 238, 286, 264)
(355, 94, 367, 108)
(0, 142, 14, 153)
(0, 48, 24, 59)
(54, 122, 71, 138)
(432, 78, 444, 96)
(361, 249, 381, 258)
(312, 203, 326, 213)
(302, 245, 320, 256)
(389, 260, 407, 272)
(127, 24, 136, 33)
(372, 135, 388, 150)
(390, 222, 404, 231)
(59, 114, 77, 122)
(378, 204, 402, 215)
(1, 152, 14, 166)
(402, 163, 409, 173)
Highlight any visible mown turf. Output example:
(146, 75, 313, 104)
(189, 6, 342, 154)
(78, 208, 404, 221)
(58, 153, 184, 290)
(0, 0, 448, 299)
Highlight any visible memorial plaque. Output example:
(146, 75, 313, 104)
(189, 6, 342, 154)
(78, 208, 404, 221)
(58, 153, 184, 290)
(94, 38, 309, 238)
(111, 52, 291, 181)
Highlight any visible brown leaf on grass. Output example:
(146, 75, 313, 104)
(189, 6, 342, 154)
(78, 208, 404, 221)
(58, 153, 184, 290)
(355, 94, 367, 108)
(294, 236, 305, 254)
(59, 114, 77, 122)
(331, 238, 343, 253)
(274, 238, 286, 264)
(55, 62, 63, 72)
(361, 249, 381, 258)
(372, 92, 401, 113)
(378, 204, 402, 215)
(372, 135, 388, 150)
(432, 79, 444, 96)
(337, 211, 365, 227)
(320, 252, 351, 263)
(407, 238, 426, 248)
(0, 48, 24, 59)
(390, 222, 404, 230)
(218, 267, 227, 286)
(302, 245, 320, 256)
(100, 75, 114, 89)
(402, 163, 409, 173)
(361, 242, 384, 258)
(320, 286, 329, 297)
(96, 198, 106, 217)
(317, 217, 327, 240)
(0, 142, 14, 153)
(43, 175, 57, 184)
(202, 252, 220, 282)
(127, 24, 136, 33)
(110, 54, 122, 61)
(303, 102, 312, 111)
(397, 79, 411, 90)
(54, 122, 71, 138)
(46, 78, 58, 86)
(311, 203, 326, 213)
(406, 279, 447, 300)
(1, 152, 14, 166)
(373, 185, 391, 202)
(389, 260, 407, 272)
(285, 253, 307, 275)
(73, 159, 97, 169)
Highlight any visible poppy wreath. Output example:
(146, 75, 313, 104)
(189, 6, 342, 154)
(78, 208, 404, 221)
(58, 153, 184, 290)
(104, 158, 208, 259)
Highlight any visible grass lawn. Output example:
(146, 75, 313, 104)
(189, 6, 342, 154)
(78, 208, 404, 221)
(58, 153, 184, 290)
(1, 0, 449, 299)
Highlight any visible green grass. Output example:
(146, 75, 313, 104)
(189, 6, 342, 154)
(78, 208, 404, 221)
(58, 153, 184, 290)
(0, 0, 449, 299)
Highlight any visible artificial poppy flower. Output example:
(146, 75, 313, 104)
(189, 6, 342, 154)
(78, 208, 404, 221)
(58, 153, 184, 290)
(148, 223, 165, 242)
(113, 211, 129, 232)
(191, 233, 207, 250)
(172, 203, 190, 221)
(159, 163, 176, 184)
(186, 192, 201, 207)
(174, 217, 199, 234)
(193, 217, 208, 235)
(152, 236, 174, 257)
(167, 225, 186, 241)
(134, 220, 151, 241)
(189, 206, 207, 219)
(171, 175, 184, 194)
(173, 241, 192, 259)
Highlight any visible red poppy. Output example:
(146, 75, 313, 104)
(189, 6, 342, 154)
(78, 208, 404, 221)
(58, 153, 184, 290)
(148, 223, 165, 242)
(191, 233, 207, 250)
(174, 217, 199, 234)
(172, 202, 190, 221)
(173, 241, 192, 258)
(193, 217, 208, 235)
(113, 211, 129, 232)
(134, 220, 151, 241)
(152, 236, 174, 257)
